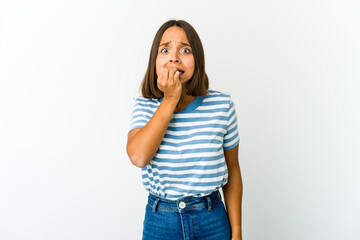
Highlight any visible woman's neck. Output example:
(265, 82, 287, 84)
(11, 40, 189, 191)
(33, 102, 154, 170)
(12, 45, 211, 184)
(175, 88, 195, 112)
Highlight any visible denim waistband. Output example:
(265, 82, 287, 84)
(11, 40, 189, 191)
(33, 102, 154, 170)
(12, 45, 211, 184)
(148, 190, 222, 213)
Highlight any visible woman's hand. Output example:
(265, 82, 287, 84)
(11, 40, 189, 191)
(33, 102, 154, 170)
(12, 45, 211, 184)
(127, 66, 182, 168)
(157, 66, 182, 102)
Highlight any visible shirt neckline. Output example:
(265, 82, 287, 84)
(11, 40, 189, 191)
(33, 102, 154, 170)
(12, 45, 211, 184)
(159, 95, 206, 113)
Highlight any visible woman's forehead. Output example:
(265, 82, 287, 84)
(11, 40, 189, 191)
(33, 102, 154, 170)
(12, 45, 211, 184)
(160, 26, 189, 45)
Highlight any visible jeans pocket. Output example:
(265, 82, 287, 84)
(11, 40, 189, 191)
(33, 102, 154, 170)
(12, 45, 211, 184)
(190, 200, 232, 240)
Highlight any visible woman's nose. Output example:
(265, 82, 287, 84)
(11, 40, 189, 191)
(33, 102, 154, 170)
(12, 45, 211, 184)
(169, 58, 180, 63)
(169, 52, 180, 63)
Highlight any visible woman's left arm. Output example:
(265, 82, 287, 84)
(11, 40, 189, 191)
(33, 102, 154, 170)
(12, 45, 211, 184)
(223, 145, 243, 240)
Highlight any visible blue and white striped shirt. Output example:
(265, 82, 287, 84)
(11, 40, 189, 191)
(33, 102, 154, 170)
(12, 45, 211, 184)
(129, 90, 239, 200)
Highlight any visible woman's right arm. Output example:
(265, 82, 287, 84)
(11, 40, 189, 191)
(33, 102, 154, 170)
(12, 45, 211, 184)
(126, 67, 181, 168)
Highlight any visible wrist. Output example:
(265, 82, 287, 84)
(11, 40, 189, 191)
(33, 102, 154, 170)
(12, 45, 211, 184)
(231, 228, 242, 239)
(162, 96, 179, 105)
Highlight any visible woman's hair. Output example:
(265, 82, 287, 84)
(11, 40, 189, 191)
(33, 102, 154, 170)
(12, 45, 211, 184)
(141, 19, 209, 98)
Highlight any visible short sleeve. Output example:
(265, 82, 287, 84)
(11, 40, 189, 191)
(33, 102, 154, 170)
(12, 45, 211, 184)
(128, 97, 148, 132)
(223, 96, 240, 150)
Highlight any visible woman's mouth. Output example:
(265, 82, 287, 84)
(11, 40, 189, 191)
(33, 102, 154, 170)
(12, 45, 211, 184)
(177, 69, 185, 76)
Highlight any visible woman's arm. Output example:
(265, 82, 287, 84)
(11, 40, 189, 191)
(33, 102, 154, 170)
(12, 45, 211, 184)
(127, 97, 178, 168)
(126, 68, 181, 168)
(223, 145, 243, 240)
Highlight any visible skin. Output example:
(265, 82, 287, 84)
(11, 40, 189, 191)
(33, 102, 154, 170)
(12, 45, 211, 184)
(155, 26, 196, 112)
(127, 26, 196, 168)
(223, 145, 243, 240)
(126, 26, 243, 240)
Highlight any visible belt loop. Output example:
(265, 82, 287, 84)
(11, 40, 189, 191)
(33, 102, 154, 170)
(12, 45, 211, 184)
(217, 190, 221, 200)
(152, 198, 160, 213)
(206, 196, 212, 211)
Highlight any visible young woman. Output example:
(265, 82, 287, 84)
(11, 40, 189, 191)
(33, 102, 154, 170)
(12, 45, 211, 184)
(127, 19, 243, 240)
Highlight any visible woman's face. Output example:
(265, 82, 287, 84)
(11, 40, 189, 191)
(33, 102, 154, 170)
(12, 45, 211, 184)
(156, 26, 195, 84)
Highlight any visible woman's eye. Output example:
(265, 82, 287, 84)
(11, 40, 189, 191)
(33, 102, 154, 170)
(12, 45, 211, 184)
(182, 48, 190, 53)
(160, 48, 191, 54)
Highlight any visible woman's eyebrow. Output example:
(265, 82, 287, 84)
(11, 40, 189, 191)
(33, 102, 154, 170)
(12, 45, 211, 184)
(159, 41, 191, 47)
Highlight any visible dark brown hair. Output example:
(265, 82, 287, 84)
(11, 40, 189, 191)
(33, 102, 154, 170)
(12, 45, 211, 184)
(141, 20, 209, 98)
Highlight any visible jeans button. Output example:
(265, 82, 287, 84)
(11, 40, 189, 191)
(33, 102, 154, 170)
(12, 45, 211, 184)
(179, 201, 186, 209)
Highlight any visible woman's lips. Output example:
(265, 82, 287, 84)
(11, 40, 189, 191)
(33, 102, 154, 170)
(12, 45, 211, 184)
(176, 68, 185, 76)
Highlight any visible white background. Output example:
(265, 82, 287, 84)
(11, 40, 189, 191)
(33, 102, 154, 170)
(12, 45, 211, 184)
(1, 0, 359, 239)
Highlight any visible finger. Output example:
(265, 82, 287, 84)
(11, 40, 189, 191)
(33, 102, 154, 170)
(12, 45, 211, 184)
(168, 68, 175, 84)
(174, 70, 180, 83)
(161, 67, 169, 85)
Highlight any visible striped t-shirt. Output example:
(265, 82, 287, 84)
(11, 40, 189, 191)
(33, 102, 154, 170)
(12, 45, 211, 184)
(129, 89, 239, 200)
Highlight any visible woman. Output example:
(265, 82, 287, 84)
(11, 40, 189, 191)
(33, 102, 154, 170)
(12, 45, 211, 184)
(127, 19, 243, 240)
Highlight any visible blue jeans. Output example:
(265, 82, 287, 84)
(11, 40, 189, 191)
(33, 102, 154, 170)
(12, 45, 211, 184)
(142, 190, 232, 240)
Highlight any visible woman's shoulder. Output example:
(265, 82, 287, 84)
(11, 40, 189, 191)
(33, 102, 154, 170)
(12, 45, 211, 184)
(133, 95, 161, 104)
(206, 89, 232, 99)
(132, 96, 162, 111)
